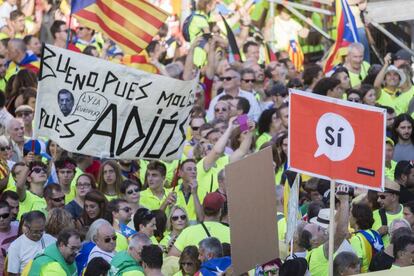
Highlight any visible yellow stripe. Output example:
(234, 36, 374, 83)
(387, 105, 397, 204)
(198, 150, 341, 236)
(129, 0, 169, 20)
(101, 0, 159, 35)
(93, 6, 148, 49)
(73, 15, 137, 54)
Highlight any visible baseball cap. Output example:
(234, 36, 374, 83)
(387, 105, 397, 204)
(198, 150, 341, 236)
(203, 192, 225, 212)
(384, 178, 400, 193)
(23, 139, 52, 160)
(394, 49, 411, 62)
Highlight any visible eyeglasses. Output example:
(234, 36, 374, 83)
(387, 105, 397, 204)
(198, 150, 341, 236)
(242, 79, 255, 83)
(171, 215, 187, 221)
(103, 235, 117, 243)
(219, 76, 236, 81)
(31, 167, 47, 174)
(180, 262, 194, 266)
(0, 146, 10, 151)
(215, 108, 227, 112)
(119, 207, 132, 213)
(76, 183, 91, 188)
(16, 111, 33, 117)
(0, 213, 9, 219)
(126, 188, 139, 195)
(51, 196, 65, 203)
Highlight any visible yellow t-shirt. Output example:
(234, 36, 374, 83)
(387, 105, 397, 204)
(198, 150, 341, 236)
(376, 89, 396, 109)
(385, 161, 397, 181)
(348, 61, 370, 88)
(196, 155, 230, 202)
(115, 232, 128, 252)
(256, 132, 272, 151)
(18, 191, 47, 219)
(349, 231, 377, 273)
(139, 188, 171, 211)
(123, 271, 145, 276)
(394, 86, 414, 115)
(64, 185, 76, 204)
(372, 205, 404, 247)
(175, 188, 198, 223)
(104, 194, 119, 202)
(174, 221, 230, 252)
(307, 244, 328, 276)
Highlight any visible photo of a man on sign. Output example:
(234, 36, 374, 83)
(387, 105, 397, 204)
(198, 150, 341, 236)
(57, 89, 75, 117)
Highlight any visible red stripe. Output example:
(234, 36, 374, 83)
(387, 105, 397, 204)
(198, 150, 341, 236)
(130, 55, 148, 63)
(95, 0, 153, 42)
(324, 12, 345, 72)
(115, 0, 165, 29)
(76, 8, 143, 53)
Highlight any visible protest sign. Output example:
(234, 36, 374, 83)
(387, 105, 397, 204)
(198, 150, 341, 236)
(288, 90, 386, 191)
(226, 147, 279, 275)
(33, 44, 197, 161)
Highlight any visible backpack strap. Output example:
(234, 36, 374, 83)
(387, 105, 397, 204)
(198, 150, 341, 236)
(201, 222, 211, 237)
(379, 208, 387, 227)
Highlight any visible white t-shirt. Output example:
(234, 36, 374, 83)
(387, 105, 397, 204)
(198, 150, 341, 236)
(87, 245, 115, 265)
(0, 2, 17, 29)
(7, 233, 56, 273)
(273, 16, 303, 51)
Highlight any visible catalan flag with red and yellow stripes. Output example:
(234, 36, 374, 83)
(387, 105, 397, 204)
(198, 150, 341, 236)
(287, 39, 304, 72)
(71, 0, 169, 54)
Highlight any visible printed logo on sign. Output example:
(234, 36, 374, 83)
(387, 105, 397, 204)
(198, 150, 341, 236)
(314, 113, 355, 161)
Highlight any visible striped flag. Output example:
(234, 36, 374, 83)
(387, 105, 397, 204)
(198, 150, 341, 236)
(323, 0, 360, 73)
(71, 0, 169, 54)
(287, 39, 304, 72)
(121, 53, 159, 74)
(264, 42, 277, 65)
(219, 14, 241, 62)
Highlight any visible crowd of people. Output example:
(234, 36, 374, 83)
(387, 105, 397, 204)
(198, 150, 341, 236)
(0, 0, 412, 275)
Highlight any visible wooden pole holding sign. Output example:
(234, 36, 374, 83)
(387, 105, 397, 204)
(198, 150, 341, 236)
(328, 180, 335, 276)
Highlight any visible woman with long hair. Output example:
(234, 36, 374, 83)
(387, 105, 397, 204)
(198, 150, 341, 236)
(272, 131, 288, 185)
(174, 245, 201, 276)
(65, 173, 96, 219)
(97, 160, 123, 201)
(45, 208, 75, 238)
(161, 206, 189, 255)
(75, 190, 108, 238)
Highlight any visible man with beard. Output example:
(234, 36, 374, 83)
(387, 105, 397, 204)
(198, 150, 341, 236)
(392, 114, 414, 162)
(372, 179, 404, 247)
(27, 228, 81, 275)
(394, 161, 414, 204)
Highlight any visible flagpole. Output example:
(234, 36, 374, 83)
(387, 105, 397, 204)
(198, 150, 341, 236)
(66, 6, 73, 49)
(328, 180, 335, 276)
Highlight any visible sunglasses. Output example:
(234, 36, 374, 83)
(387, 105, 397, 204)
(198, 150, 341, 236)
(219, 76, 235, 81)
(215, 108, 227, 112)
(191, 126, 201, 131)
(104, 235, 117, 243)
(348, 98, 361, 102)
(126, 188, 139, 195)
(0, 146, 10, 151)
(119, 207, 132, 213)
(379, 195, 388, 199)
(171, 215, 187, 221)
(51, 196, 65, 202)
(264, 269, 278, 275)
(181, 262, 194, 266)
(77, 27, 87, 31)
(31, 167, 47, 174)
(0, 213, 9, 219)
(242, 79, 255, 83)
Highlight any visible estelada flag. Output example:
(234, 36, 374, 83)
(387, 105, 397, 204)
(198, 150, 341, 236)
(288, 90, 386, 191)
(71, 0, 169, 54)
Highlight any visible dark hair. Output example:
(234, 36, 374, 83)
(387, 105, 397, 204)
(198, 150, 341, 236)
(0, 200, 9, 211)
(298, 229, 313, 250)
(50, 20, 66, 39)
(332, 66, 349, 79)
(307, 200, 324, 221)
(179, 246, 201, 272)
(333, 251, 359, 276)
(346, 88, 361, 98)
(57, 89, 74, 102)
(25, 210, 46, 225)
(367, 190, 380, 210)
(393, 235, 414, 259)
(141, 244, 163, 269)
(240, 68, 255, 78)
(76, 173, 97, 190)
(287, 78, 304, 89)
(351, 203, 374, 230)
(146, 161, 166, 178)
(107, 198, 128, 215)
(84, 257, 111, 276)
(0, 190, 18, 202)
(303, 63, 322, 86)
(392, 113, 414, 144)
(395, 160, 414, 180)
(55, 157, 77, 172)
(243, 41, 259, 55)
(236, 97, 250, 114)
(134, 208, 155, 231)
(0, 91, 5, 108)
(279, 258, 308, 276)
(404, 201, 414, 215)
(57, 228, 80, 246)
(313, 77, 341, 96)
(81, 190, 108, 225)
(83, 45, 97, 56)
(180, 159, 196, 171)
(146, 40, 159, 54)
(152, 209, 167, 240)
(10, 10, 24, 21)
(21, 87, 37, 105)
(359, 84, 375, 99)
(258, 108, 277, 135)
(23, 35, 34, 46)
(43, 183, 62, 199)
(120, 179, 140, 194)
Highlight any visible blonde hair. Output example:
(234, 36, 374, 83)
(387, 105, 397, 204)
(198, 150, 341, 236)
(45, 209, 75, 237)
(166, 205, 189, 231)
